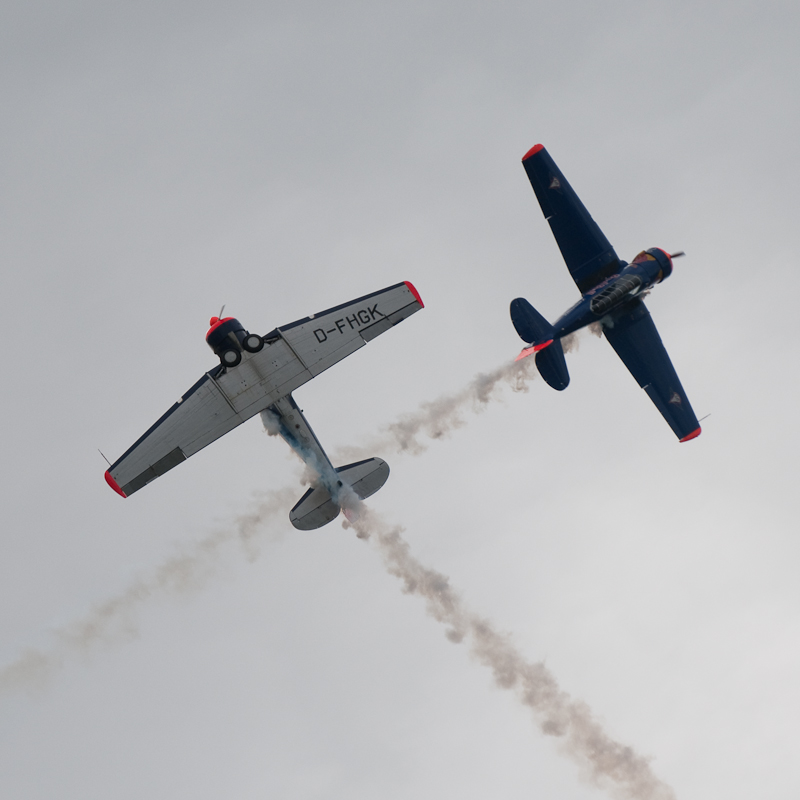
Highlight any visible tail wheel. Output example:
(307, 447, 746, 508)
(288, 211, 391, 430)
(221, 349, 241, 367)
(242, 333, 264, 353)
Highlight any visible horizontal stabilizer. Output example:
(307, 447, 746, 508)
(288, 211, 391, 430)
(510, 298, 554, 345)
(289, 457, 390, 530)
(336, 457, 390, 501)
(535, 340, 570, 391)
(289, 486, 341, 531)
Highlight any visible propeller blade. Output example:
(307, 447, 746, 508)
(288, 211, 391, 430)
(218, 304, 226, 318)
(669, 251, 685, 259)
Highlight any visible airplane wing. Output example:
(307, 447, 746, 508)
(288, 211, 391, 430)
(522, 144, 623, 293)
(602, 299, 701, 442)
(105, 281, 423, 497)
(275, 280, 423, 377)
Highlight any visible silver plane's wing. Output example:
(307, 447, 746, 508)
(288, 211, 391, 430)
(104, 281, 423, 497)
(275, 280, 423, 376)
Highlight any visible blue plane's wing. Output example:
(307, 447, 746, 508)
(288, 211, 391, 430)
(603, 299, 701, 442)
(522, 144, 622, 293)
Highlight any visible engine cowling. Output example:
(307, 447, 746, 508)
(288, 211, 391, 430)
(205, 316, 247, 358)
(630, 247, 674, 284)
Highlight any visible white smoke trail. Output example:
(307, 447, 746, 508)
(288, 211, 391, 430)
(2, 341, 668, 800)
(345, 504, 675, 800)
(0, 487, 295, 695)
(333, 356, 538, 460)
(336, 339, 588, 460)
(0, 344, 590, 692)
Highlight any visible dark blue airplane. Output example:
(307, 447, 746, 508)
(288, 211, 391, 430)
(511, 144, 701, 442)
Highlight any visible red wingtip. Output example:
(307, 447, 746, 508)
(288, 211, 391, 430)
(404, 280, 424, 308)
(680, 427, 702, 443)
(104, 470, 127, 498)
(522, 143, 544, 161)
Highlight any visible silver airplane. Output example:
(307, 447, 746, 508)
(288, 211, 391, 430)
(104, 281, 424, 529)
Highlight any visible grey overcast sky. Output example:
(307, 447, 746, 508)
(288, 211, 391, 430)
(2, 1, 799, 798)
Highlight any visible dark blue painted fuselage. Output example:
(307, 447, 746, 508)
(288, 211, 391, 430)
(550, 248, 672, 338)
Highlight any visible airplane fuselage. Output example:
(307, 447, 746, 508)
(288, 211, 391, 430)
(550, 248, 674, 341)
